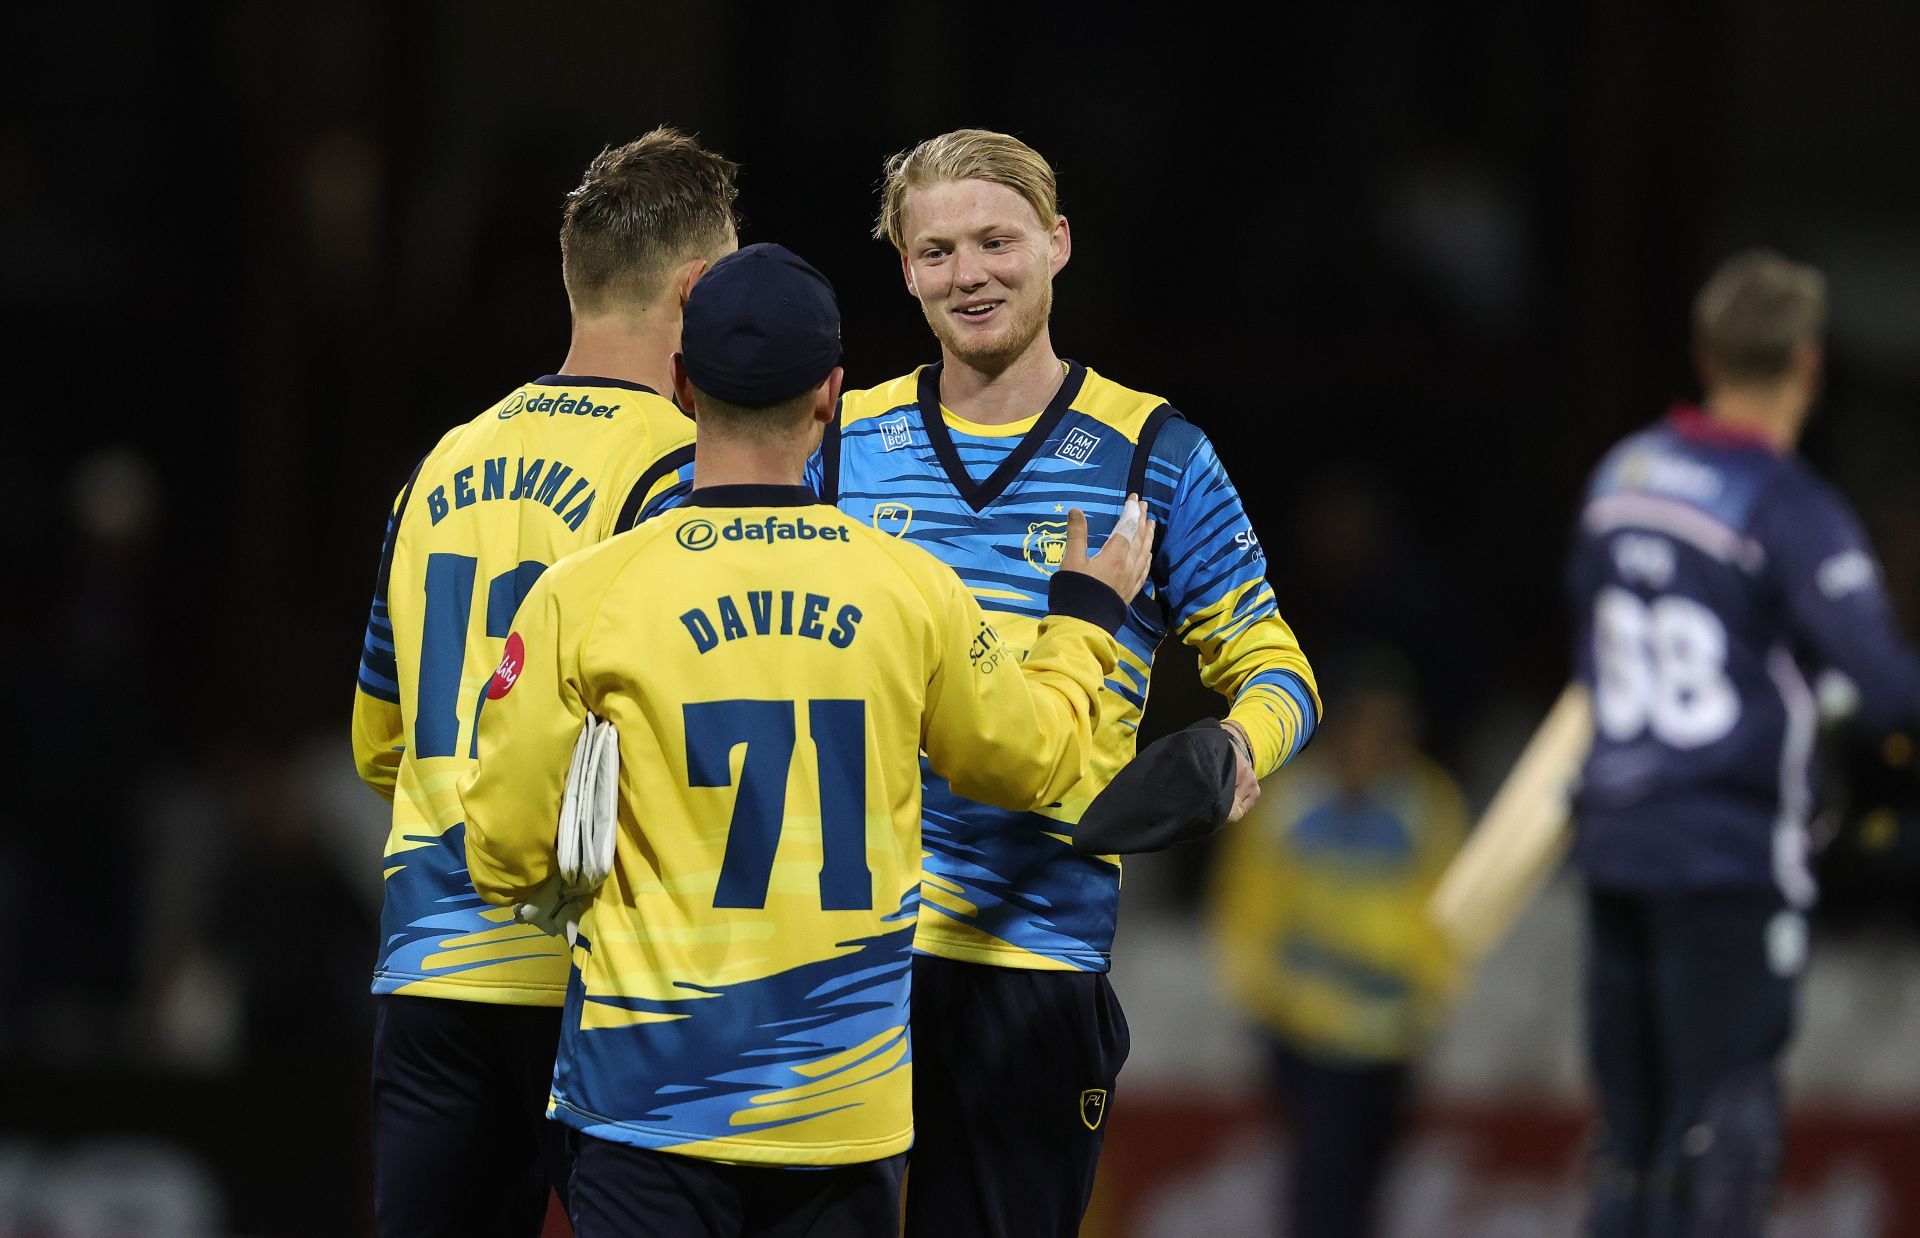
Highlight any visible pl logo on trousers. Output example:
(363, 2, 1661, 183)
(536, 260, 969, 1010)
(1080, 1088, 1108, 1131)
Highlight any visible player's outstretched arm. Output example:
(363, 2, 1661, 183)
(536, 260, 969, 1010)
(919, 503, 1151, 812)
(1763, 478, 1920, 735)
(1160, 431, 1320, 792)
(458, 573, 588, 906)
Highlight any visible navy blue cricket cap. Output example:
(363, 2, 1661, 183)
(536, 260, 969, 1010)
(681, 242, 843, 407)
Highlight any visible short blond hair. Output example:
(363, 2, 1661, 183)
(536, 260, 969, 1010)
(1693, 249, 1828, 385)
(561, 127, 739, 314)
(874, 129, 1060, 252)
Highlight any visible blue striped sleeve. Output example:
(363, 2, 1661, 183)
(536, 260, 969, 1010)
(357, 503, 405, 702)
(1156, 422, 1320, 775)
(634, 457, 698, 525)
(1160, 427, 1273, 633)
(618, 446, 697, 532)
(1241, 668, 1319, 760)
(358, 597, 401, 702)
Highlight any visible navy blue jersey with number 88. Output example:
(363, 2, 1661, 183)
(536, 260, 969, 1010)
(1568, 406, 1920, 900)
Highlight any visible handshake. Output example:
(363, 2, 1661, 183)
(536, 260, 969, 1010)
(516, 703, 1262, 941)
(514, 714, 620, 945)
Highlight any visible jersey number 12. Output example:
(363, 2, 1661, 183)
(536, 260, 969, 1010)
(418, 553, 547, 759)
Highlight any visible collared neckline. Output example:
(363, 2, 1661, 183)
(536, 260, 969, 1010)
(917, 360, 1088, 511)
(1668, 401, 1782, 454)
(686, 484, 818, 508)
(533, 373, 659, 395)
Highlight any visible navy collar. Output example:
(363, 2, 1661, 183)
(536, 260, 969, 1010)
(687, 484, 817, 508)
(917, 360, 1087, 511)
(533, 373, 659, 395)
(1669, 401, 1783, 455)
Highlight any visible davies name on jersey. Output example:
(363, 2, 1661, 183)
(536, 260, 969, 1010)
(680, 589, 865, 654)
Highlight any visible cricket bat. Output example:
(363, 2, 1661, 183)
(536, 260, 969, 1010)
(1429, 683, 1592, 962)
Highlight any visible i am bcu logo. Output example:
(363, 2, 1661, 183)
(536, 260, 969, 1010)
(880, 416, 913, 452)
(1056, 427, 1101, 465)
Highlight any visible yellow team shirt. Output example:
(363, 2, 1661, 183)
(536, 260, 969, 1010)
(351, 375, 694, 1005)
(1208, 751, 1466, 1063)
(458, 487, 1121, 1164)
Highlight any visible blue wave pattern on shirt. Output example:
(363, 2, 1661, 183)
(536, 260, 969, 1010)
(918, 768, 1125, 968)
(372, 823, 555, 993)
(357, 501, 403, 702)
(827, 367, 1289, 970)
(549, 889, 919, 1151)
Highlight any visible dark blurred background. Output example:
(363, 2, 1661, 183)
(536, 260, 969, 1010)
(6, 2, 1919, 1234)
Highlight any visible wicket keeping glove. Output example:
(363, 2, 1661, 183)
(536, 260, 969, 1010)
(1073, 720, 1243, 854)
(515, 713, 619, 944)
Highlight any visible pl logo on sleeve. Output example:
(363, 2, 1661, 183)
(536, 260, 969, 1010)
(1079, 1088, 1108, 1131)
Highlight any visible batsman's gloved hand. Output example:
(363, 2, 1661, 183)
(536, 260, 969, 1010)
(515, 713, 619, 944)
(1073, 719, 1242, 854)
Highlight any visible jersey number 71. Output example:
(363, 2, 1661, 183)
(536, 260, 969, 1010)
(685, 699, 874, 912)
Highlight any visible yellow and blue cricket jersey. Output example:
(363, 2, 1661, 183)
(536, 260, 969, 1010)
(456, 487, 1121, 1164)
(351, 375, 696, 1006)
(813, 362, 1320, 972)
(1207, 752, 1465, 1063)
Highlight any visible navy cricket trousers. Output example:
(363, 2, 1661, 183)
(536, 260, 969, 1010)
(371, 994, 571, 1238)
(1584, 886, 1800, 1238)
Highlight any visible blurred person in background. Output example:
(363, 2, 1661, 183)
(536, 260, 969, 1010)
(1207, 653, 1465, 1238)
(1566, 250, 1920, 1236)
(816, 128, 1319, 1237)
(349, 128, 736, 1236)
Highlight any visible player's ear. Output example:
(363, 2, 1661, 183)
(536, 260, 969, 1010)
(813, 367, 845, 424)
(678, 258, 711, 307)
(1793, 337, 1824, 387)
(671, 353, 698, 417)
(1049, 214, 1071, 277)
(900, 252, 918, 298)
